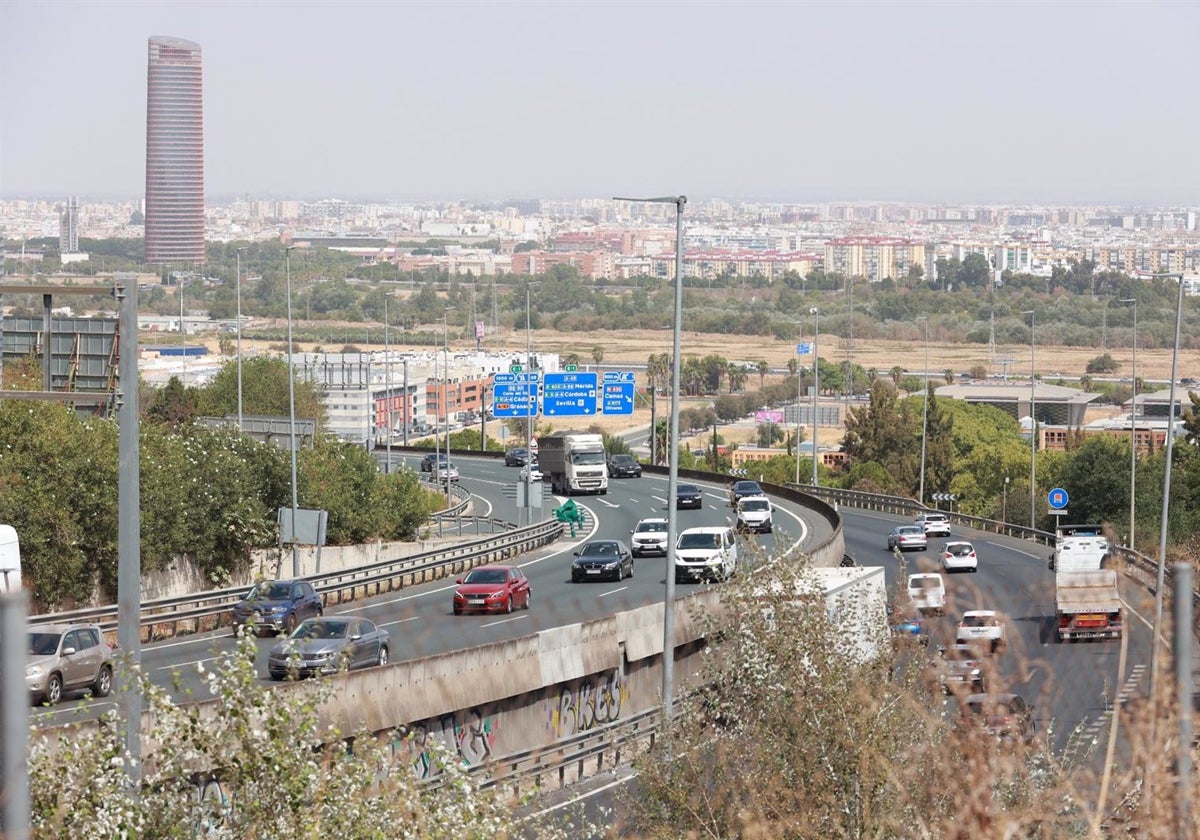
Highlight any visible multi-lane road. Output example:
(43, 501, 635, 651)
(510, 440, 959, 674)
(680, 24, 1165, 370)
(36, 453, 1149, 782)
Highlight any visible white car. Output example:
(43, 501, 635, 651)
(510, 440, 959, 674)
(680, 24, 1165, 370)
(735, 495, 773, 533)
(915, 513, 951, 537)
(956, 610, 1005, 653)
(520, 463, 543, 482)
(942, 541, 978, 573)
(674, 526, 739, 583)
(630, 517, 669, 557)
(907, 572, 946, 616)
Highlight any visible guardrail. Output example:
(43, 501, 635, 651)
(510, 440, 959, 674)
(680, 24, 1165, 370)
(31, 517, 565, 639)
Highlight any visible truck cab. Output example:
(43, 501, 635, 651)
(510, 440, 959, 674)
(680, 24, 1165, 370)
(539, 431, 609, 495)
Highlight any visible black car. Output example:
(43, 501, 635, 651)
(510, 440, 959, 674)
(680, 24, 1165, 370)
(728, 479, 764, 506)
(607, 454, 642, 478)
(676, 483, 704, 509)
(420, 452, 448, 473)
(230, 579, 324, 636)
(571, 539, 633, 582)
(504, 447, 530, 467)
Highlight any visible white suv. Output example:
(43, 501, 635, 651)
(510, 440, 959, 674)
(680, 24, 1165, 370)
(956, 610, 1006, 653)
(674, 526, 739, 583)
(630, 517, 669, 557)
(915, 512, 951, 537)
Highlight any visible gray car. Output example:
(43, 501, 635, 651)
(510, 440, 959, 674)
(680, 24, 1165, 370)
(571, 539, 634, 582)
(267, 616, 390, 680)
(26, 623, 114, 706)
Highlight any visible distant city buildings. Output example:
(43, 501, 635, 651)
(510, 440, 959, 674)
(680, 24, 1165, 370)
(144, 36, 205, 265)
(58, 196, 79, 253)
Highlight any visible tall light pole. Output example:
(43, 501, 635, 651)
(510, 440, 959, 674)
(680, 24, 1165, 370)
(1118, 297, 1137, 549)
(384, 295, 392, 475)
(524, 282, 540, 526)
(236, 246, 247, 431)
(1023, 310, 1036, 531)
(918, 316, 929, 507)
(614, 194, 686, 718)
(810, 307, 820, 486)
(1150, 275, 1186, 704)
(442, 312, 453, 510)
(285, 246, 300, 577)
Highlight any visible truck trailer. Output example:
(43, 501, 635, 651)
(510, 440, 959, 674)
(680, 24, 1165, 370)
(538, 431, 609, 496)
(1056, 569, 1123, 640)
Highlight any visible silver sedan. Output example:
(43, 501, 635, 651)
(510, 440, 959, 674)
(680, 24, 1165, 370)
(267, 616, 390, 680)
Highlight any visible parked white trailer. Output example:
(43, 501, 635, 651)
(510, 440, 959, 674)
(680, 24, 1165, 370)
(758, 565, 888, 665)
(0, 524, 21, 592)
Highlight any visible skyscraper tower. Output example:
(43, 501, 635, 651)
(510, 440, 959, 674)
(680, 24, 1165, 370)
(59, 196, 79, 253)
(144, 36, 204, 265)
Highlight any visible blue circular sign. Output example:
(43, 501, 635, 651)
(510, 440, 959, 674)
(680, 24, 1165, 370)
(1047, 487, 1069, 510)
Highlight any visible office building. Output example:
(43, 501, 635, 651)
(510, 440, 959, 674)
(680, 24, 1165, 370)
(145, 36, 205, 264)
(59, 196, 79, 253)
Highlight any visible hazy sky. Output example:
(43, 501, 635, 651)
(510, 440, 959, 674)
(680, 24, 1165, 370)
(3, 1, 1197, 205)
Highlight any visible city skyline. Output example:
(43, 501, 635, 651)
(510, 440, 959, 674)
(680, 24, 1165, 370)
(2, 1, 1199, 205)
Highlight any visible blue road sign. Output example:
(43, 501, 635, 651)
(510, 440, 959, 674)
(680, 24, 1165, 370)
(602, 382, 635, 415)
(602, 370, 636, 384)
(542, 371, 598, 416)
(492, 382, 538, 418)
(1048, 487, 1069, 510)
(796, 342, 814, 355)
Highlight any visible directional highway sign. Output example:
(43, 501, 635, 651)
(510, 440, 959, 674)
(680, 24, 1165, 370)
(796, 342, 814, 355)
(491, 372, 539, 418)
(542, 371, 598, 416)
(603, 382, 634, 415)
(602, 370, 636, 383)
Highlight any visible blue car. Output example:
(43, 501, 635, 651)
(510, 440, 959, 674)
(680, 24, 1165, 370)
(890, 604, 929, 645)
(231, 579, 323, 636)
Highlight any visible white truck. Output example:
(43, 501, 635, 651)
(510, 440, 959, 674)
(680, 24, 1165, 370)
(1049, 524, 1122, 641)
(538, 431, 609, 496)
(757, 565, 888, 665)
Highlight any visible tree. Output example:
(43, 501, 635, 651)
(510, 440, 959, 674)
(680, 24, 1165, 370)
(756, 359, 769, 390)
(144, 376, 200, 429)
(714, 394, 746, 424)
(196, 356, 327, 430)
(841, 379, 918, 494)
(1086, 353, 1120, 374)
(757, 421, 784, 448)
(591, 345, 604, 365)
(1055, 434, 1131, 525)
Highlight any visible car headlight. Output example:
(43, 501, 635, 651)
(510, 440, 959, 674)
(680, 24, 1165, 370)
(603, 561, 619, 569)
(26, 664, 42, 679)
(489, 590, 505, 599)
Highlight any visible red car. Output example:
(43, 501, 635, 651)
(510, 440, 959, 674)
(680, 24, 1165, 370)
(452, 565, 532, 615)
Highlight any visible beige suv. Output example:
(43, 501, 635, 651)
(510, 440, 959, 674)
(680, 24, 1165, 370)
(26, 623, 114, 706)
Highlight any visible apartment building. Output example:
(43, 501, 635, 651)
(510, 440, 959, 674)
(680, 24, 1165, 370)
(824, 237, 926, 282)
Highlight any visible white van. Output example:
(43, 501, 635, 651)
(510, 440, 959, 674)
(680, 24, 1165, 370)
(674, 526, 739, 583)
(907, 572, 945, 616)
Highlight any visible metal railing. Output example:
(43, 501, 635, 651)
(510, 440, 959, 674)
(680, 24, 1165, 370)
(31, 517, 564, 639)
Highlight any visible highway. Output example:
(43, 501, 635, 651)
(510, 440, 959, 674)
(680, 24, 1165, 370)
(31, 454, 829, 728)
(33, 454, 1151, 813)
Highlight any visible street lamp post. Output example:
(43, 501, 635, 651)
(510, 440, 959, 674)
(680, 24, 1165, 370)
(1118, 298, 1137, 549)
(236, 247, 247, 431)
(285, 246, 300, 577)
(1023, 310, 1036, 531)
(809, 307, 820, 487)
(614, 194, 686, 719)
(1151, 275, 1186, 704)
(918, 317, 929, 507)
(442, 313, 453, 510)
(525, 283, 540, 526)
(384, 296, 392, 475)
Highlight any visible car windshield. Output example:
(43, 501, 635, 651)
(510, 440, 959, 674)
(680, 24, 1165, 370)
(679, 533, 721, 550)
(911, 577, 940, 589)
(735, 482, 761, 493)
(28, 632, 62, 656)
(949, 544, 972, 555)
(293, 620, 350, 640)
(637, 521, 667, 533)
(898, 527, 922, 536)
(252, 582, 292, 600)
(678, 485, 699, 495)
(582, 543, 618, 556)
(571, 451, 606, 465)
(741, 499, 769, 511)
(464, 569, 508, 584)
(612, 455, 634, 464)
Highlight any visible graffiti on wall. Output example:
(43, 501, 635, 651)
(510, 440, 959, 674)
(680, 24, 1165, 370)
(547, 669, 627, 739)
(398, 707, 498, 779)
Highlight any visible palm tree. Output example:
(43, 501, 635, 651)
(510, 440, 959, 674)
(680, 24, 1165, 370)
(591, 345, 604, 365)
(756, 359, 769, 390)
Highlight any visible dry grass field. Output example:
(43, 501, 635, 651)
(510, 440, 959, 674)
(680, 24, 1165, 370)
(200, 325, 1200, 445)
